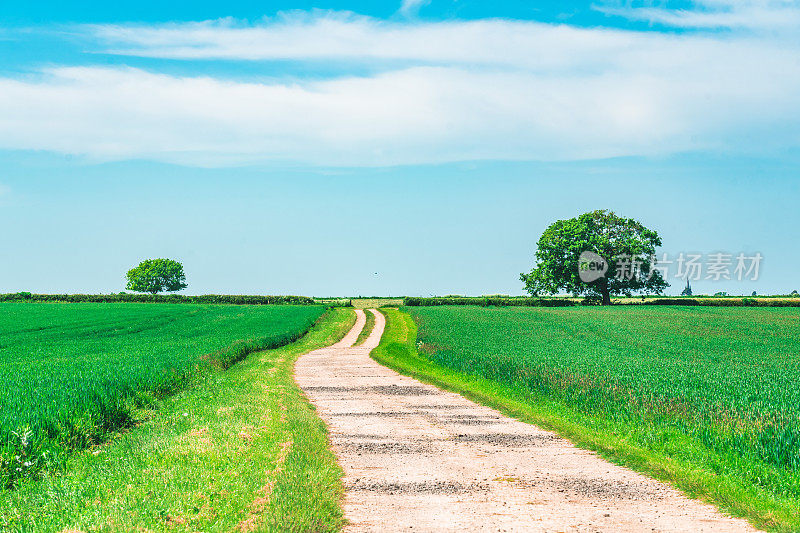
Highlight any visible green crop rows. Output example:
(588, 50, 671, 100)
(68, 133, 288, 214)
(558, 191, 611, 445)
(407, 305, 800, 501)
(0, 302, 324, 488)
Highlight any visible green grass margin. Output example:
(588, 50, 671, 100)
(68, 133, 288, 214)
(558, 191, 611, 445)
(370, 308, 799, 533)
(353, 309, 376, 346)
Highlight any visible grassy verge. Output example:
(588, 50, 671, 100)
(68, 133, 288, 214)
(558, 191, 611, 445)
(353, 309, 375, 346)
(371, 308, 798, 532)
(0, 307, 356, 532)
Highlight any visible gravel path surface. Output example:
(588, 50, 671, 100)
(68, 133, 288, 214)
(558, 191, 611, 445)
(295, 309, 758, 532)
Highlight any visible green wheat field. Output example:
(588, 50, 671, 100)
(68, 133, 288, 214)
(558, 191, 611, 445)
(0, 302, 324, 488)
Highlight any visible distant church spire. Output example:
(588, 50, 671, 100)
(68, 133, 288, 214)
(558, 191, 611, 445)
(681, 279, 693, 296)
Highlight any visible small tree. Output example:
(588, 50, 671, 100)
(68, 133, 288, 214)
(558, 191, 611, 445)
(520, 210, 668, 305)
(126, 259, 187, 294)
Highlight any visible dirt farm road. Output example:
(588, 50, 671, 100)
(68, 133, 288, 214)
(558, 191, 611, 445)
(295, 309, 757, 532)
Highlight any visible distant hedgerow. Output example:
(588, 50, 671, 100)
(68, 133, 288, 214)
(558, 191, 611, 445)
(403, 297, 577, 307)
(0, 293, 315, 305)
(403, 296, 800, 307)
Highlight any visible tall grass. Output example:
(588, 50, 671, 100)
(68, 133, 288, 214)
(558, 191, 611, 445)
(0, 302, 324, 488)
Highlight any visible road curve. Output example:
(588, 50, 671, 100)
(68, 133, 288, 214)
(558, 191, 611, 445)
(295, 308, 757, 532)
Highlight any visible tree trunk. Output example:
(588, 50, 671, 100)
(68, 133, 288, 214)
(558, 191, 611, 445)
(600, 284, 612, 306)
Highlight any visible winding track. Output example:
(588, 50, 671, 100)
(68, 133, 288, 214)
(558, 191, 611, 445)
(295, 309, 758, 532)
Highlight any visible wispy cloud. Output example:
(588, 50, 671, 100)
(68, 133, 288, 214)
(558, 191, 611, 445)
(89, 13, 742, 67)
(398, 0, 431, 17)
(595, 0, 800, 31)
(0, 10, 799, 167)
(88, 13, 644, 65)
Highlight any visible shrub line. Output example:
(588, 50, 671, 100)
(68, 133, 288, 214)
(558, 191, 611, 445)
(0, 293, 315, 305)
(403, 296, 800, 307)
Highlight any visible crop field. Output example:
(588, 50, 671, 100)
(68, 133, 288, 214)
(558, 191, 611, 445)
(0, 302, 324, 488)
(406, 306, 800, 503)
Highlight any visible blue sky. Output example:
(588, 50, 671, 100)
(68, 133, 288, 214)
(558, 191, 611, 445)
(1, 0, 799, 296)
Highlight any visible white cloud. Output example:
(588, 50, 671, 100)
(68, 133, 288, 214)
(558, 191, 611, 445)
(0, 11, 799, 166)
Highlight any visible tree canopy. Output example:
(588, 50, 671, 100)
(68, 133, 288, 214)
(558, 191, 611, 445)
(520, 210, 668, 305)
(125, 259, 187, 294)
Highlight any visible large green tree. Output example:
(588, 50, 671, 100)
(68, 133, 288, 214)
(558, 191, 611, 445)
(125, 258, 187, 294)
(520, 210, 668, 305)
